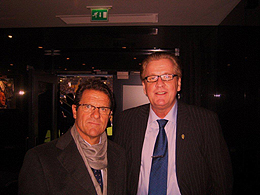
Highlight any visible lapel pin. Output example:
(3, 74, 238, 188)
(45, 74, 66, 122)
(181, 134, 185, 140)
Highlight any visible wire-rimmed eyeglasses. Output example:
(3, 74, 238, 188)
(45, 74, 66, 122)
(77, 104, 111, 115)
(143, 74, 178, 83)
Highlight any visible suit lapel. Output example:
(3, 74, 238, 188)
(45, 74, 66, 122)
(56, 131, 97, 194)
(134, 104, 150, 159)
(176, 102, 190, 181)
(131, 104, 150, 193)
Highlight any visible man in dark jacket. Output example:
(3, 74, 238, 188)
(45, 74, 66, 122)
(19, 79, 126, 195)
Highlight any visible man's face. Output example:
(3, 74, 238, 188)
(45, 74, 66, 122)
(142, 58, 181, 117)
(72, 89, 111, 145)
(0, 92, 6, 106)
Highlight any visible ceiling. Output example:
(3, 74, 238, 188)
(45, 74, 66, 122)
(1, 0, 241, 28)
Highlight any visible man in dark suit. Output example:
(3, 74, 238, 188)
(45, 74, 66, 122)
(114, 52, 233, 195)
(19, 79, 126, 195)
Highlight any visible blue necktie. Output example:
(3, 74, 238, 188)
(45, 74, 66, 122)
(91, 168, 103, 192)
(148, 119, 168, 195)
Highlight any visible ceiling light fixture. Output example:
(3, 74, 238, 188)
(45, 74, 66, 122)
(56, 13, 158, 24)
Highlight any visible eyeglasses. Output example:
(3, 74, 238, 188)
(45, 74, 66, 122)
(143, 74, 178, 83)
(78, 104, 111, 115)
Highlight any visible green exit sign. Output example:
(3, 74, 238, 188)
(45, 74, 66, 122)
(91, 9, 108, 21)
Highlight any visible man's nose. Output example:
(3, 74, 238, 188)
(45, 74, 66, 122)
(156, 76, 165, 86)
(91, 107, 100, 118)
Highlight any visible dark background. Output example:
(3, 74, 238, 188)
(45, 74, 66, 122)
(0, 1, 259, 194)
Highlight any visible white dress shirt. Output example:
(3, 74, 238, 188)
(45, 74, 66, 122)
(137, 102, 181, 195)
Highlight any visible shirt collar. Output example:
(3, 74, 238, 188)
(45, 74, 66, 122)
(83, 136, 102, 146)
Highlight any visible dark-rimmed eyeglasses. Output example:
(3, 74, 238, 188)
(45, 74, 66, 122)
(143, 74, 178, 83)
(77, 104, 111, 115)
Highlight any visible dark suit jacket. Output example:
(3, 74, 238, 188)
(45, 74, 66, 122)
(114, 101, 233, 195)
(18, 130, 126, 195)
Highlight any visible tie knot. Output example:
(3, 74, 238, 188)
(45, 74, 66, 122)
(157, 119, 168, 129)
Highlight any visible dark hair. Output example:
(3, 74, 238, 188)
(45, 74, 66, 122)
(74, 78, 114, 110)
(140, 52, 182, 80)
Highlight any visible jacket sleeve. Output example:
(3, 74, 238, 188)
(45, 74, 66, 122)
(18, 148, 49, 195)
(176, 103, 233, 195)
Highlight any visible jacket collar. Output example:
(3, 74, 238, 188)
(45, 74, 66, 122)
(56, 129, 97, 194)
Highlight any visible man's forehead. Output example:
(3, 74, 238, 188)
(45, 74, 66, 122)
(81, 90, 110, 103)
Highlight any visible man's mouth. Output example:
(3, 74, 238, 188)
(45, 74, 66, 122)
(88, 121, 100, 125)
(156, 91, 166, 95)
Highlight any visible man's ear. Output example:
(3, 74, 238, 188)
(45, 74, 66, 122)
(72, 104, 77, 119)
(177, 77, 182, 92)
(142, 81, 147, 96)
(109, 111, 113, 118)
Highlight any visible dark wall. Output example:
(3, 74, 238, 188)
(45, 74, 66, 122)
(217, 26, 259, 194)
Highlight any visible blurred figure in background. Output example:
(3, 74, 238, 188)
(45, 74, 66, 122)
(0, 91, 7, 109)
